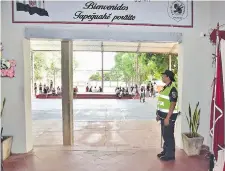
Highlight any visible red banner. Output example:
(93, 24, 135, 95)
(210, 25, 225, 160)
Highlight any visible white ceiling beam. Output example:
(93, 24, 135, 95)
(30, 40, 178, 54)
(25, 27, 182, 43)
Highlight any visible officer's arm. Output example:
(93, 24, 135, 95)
(166, 87, 178, 119)
(167, 102, 177, 119)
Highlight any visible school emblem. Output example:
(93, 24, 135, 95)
(168, 0, 188, 22)
(172, 92, 177, 98)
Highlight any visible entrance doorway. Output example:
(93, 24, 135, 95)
(30, 39, 179, 150)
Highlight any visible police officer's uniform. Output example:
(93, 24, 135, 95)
(157, 70, 178, 161)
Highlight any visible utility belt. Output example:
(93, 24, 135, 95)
(157, 110, 178, 121)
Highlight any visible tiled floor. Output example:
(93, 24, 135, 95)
(4, 120, 209, 171)
(4, 146, 209, 171)
(33, 120, 161, 150)
(32, 98, 158, 147)
(3, 99, 209, 171)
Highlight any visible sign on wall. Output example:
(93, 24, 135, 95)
(12, 0, 193, 27)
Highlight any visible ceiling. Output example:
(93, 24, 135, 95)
(30, 40, 178, 54)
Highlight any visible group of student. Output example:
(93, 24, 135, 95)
(34, 81, 61, 96)
(85, 85, 103, 93)
(115, 87, 130, 98)
(139, 82, 158, 102)
(114, 82, 158, 100)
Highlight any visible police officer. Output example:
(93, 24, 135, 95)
(156, 70, 179, 161)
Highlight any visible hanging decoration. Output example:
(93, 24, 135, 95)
(209, 25, 225, 67)
(0, 43, 16, 78)
(209, 23, 225, 171)
(210, 27, 225, 45)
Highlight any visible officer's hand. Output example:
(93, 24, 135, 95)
(156, 115, 160, 122)
(164, 118, 170, 126)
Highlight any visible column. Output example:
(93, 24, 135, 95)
(23, 39, 33, 152)
(136, 54, 139, 85)
(31, 51, 34, 96)
(61, 41, 74, 145)
(101, 50, 104, 92)
(169, 54, 172, 70)
(101, 42, 104, 92)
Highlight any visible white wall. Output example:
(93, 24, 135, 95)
(1, 6, 33, 153)
(1, 1, 224, 153)
(210, 1, 225, 28)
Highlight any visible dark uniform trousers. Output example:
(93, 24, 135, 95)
(159, 112, 178, 158)
(161, 119, 175, 157)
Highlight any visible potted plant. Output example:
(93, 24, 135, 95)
(1, 98, 13, 161)
(182, 102, 204, 156)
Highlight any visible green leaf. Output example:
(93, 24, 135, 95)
(196, 109, 201, 133)
(1, 98, 6, 117)
(185, 114, 190, 126)
(111, 52, 178, 83)
(186, 102, 201, 137)
(188, 103, 192, 131)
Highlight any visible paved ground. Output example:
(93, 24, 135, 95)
(3, 98, 209, 171)
(32, 98, 157, 121)
(32, 98, 159, 147)
(4, 147, 208, 171)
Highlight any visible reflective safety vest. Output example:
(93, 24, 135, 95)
(157, 82, 179, 114)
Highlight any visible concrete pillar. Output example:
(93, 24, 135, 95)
(101, 51, 104, 92)
(169, 54, 172, 70)
(136, 54, 139, 85)
(31, 51, 34, 96)
(23, 39, 33, 152)
(175, 43, 184, 149)
(61, 41, 74, 145)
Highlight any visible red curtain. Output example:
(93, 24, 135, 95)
(210, 24, 225, 160)
(211, 38, 225, 160)
(210, 78, 215, 136)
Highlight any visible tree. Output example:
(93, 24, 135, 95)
(89, 71, 114, 82)
(146, 53, 178, 80)
(89, 72, 101, 81)
(110, 52, 178, 85)
(34, 51, 78, 88)
(110, 67, 122, 80)
(34, 52, 46, 81)
(109, 67, 122, 86)
(45, 52, 61, 88)
(111, 53, 136, 85)
(103, 72, 111, 81)
(87, 52, 178, 85)
(138, 53, 151, 84)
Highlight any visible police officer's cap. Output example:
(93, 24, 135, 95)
(161, 70, 175, 82)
